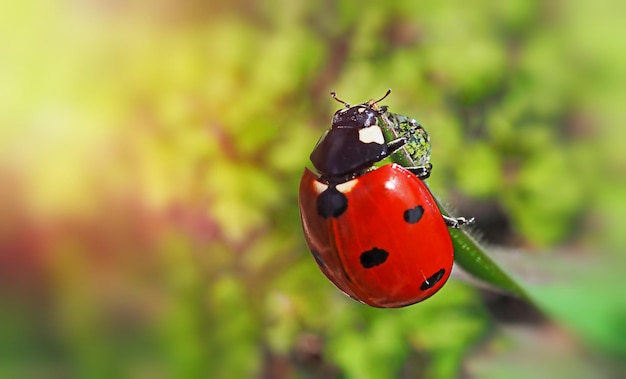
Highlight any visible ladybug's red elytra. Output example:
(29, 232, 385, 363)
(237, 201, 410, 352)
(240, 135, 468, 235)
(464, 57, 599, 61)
(299, 91, 473, 308)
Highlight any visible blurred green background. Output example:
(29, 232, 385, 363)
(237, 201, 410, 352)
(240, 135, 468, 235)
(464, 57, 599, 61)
(1, 1, 625, 378)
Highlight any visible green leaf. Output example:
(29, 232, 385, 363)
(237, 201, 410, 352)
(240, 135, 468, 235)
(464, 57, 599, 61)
(445, 225, 528, 300)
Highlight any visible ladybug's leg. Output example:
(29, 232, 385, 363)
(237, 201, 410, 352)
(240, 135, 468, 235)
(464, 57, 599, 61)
(407, 163, 433, 180)
(385, 136, 408, 152)
(374, 135, 410, 161)
(443, 215, 475, 229)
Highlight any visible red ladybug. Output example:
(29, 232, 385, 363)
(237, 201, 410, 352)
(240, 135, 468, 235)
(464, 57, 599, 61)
(299, 91, 472, 308)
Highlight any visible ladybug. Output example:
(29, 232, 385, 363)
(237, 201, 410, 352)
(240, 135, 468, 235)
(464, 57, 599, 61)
(299, 90, 472, 308)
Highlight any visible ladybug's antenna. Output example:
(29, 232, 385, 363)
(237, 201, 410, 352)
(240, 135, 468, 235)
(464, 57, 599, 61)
(373, 89, 392, 104)
(330, 91, 350, 108)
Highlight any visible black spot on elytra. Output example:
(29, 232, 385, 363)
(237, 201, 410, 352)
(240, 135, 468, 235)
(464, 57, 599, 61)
(360, 248, 389, 268)
(420, 268, 446, 290)
(404, 205, 424, 224)
(316, 185, 348, 218)
(311, 249, 326, 269)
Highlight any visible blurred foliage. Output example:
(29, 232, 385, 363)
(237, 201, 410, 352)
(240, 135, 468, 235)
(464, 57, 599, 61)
(0, 0, 625, 378)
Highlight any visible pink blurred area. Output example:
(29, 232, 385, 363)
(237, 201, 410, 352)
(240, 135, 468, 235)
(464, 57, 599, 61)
(0, 0, 230, 343)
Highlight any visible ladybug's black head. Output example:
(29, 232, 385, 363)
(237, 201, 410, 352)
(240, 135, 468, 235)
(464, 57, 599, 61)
(330, 90, 390, 129)
(331, 105, 380, 129)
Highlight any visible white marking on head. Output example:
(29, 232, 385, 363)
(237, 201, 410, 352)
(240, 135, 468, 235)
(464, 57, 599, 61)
(358, 126, 385, 144)
(357, 107, 366, 113)
(336, 178, 358, 193)
(313, 180, 329, 194)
